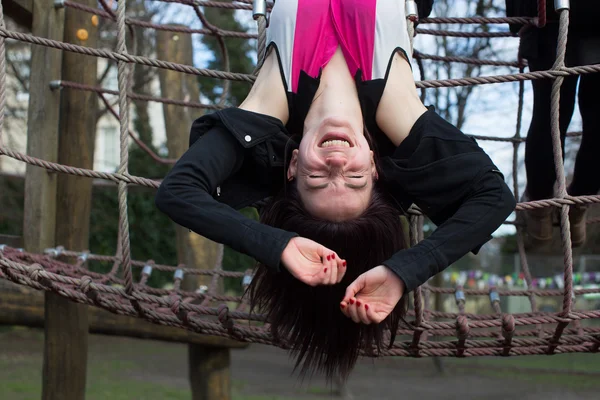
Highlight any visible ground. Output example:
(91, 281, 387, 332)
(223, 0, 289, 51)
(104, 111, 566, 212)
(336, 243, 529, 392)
(0, 327, 599, 400)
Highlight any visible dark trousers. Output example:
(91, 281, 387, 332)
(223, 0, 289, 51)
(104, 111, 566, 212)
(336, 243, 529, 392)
(523, 26, 600, 200)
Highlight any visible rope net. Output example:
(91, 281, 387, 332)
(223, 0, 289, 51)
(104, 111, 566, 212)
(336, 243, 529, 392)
(0, 0, 599, 358)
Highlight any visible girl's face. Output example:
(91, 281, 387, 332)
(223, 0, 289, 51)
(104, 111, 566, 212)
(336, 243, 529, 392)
(287, 116, 377, 221)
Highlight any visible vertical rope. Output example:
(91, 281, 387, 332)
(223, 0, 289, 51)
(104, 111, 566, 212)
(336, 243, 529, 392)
(550, 9, 573, 317)
(116, 0, 133, 295)
(513, 64, 539, 318)
(253, 15, 267, 76)
(0, 1, 6, 147)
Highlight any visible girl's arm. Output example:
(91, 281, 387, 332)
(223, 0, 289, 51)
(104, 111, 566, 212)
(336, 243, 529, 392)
(375, 54, 515, 293)
(155, 118, 297, 271)
(379, 110, 516, 292)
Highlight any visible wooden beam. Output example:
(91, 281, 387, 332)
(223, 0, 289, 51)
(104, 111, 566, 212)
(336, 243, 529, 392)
(41, 2, 98, 399)
(157, 27, 231, 400)
(0, 235, 22, 248)
(2, 0, 33, 29)
(0, 285, 247, 349)
(21, 1, 64, 398)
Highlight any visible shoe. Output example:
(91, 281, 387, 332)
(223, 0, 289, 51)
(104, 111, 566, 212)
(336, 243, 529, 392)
(569, 205, 587, 247)
(518, 192, 553, 249)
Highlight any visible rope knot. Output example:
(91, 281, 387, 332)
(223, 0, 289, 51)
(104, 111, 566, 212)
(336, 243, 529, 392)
(168, 294, 181, 315)
(80, 275, 93, 294)
(29, 263, 43, 281)
(456, 316, 470, 340)
(218, 304, 234, 331)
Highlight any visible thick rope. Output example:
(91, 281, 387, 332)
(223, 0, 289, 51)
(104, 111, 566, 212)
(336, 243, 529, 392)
(550, 10, 574, 320)
(0, 0, 598, 357)
(0, 1, 5, 147)
(115, 0, 134, 296)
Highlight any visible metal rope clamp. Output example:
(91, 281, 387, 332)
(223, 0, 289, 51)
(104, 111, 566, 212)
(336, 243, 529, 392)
(142, 264, 153, 277)
(173, 269, 184, 282)
(78, 251, 90, 263)
(44, 246, 63, 258)
(253, 0, 266, 19)
(489, 289, 500, 305)
(405, 0, 419, 21)
(242, 270, 254, 288)
(455, 288, 465, 306)
(554, 0, 570, 11)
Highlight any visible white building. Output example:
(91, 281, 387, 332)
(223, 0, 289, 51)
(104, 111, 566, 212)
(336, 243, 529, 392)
(0, 54, 167, 176)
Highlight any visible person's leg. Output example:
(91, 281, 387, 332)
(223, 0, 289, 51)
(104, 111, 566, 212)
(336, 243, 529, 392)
(523, 59, 578, 201)
(519, 28, 579, 248)
(566, 71, 600, 246)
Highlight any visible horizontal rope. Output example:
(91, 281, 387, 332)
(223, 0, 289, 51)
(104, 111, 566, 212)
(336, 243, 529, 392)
(416, 28, 516, 38)
(2, 28, 598, 90)
(58, 80, 224, 110)
(420, 17, 534, 25)
(1, 251, 599, 357)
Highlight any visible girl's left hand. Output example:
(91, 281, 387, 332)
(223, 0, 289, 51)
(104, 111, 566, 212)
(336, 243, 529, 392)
(339, 265, 405, 324)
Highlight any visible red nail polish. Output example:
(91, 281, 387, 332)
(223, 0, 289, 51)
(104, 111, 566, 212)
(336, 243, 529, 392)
(324, 268, 328, 273)
(349, 299, 355, 305)
(356, 301, 361, 306)
(342, 261, 347, 267)
(340, 304, 346, 308)
(365, 304, 369, 311)
(326, 255, 331, 260)
(331, 254, 335, 259)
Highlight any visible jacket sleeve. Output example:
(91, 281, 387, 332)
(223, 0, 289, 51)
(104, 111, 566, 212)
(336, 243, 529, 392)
(380, 112, 516, 292)
(155, 125, 298, 271)
(383, 171, 515, 292)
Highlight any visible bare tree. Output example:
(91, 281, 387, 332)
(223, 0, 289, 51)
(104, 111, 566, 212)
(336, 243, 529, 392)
(420, 0, 507, 130)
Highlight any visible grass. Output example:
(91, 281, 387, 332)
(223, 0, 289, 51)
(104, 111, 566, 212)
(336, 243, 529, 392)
(443, 353, 600, 391)
(0, 328, 599, 399)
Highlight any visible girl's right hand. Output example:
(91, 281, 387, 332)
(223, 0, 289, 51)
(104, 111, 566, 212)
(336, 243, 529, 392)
(281, 237, 346, 286)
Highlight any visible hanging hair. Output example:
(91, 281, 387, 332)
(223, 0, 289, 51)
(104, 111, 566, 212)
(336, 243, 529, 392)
(247, 182, 408, 381)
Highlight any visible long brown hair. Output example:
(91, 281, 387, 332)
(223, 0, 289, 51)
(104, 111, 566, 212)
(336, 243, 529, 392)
(247, 182, 407, 381)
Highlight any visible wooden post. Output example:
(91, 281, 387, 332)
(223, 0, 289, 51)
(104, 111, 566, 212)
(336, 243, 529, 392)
(39, 2, 98, 399)
(157, 28, 230, 400)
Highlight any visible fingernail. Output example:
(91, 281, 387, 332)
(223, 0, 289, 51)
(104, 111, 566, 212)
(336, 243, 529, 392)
(324, 268, 328, 273)
(365, 304, 369, 311)
(349, 299, 355, 305)
(356, 301, 361, 306)
(342, 261, 346, 267)
(331, 254, 335, 259)
(326, 255, 331, 260)
(340, 303, 346, 309)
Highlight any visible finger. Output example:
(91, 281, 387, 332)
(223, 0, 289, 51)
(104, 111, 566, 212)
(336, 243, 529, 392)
(339, 300, 349, 317)
(346, 297, 361, 324)
(355, 300, 371, 325)
(323, 253, 335, 285)
(335, 256, 346, 283)
(344, 274, 366, 302)
(365, 303, 384, 324)
(329, 252, 340, 284)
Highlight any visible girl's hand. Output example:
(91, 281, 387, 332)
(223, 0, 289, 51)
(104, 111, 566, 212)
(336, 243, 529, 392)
(340, 265, 405, 324)
(281, 237, 347, 286)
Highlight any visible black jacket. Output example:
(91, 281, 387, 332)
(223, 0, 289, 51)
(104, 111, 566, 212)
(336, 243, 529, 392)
(155, 108, 516, 293)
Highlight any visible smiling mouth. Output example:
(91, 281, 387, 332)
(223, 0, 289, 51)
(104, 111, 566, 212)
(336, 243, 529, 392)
(319, 133, 353, 148)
